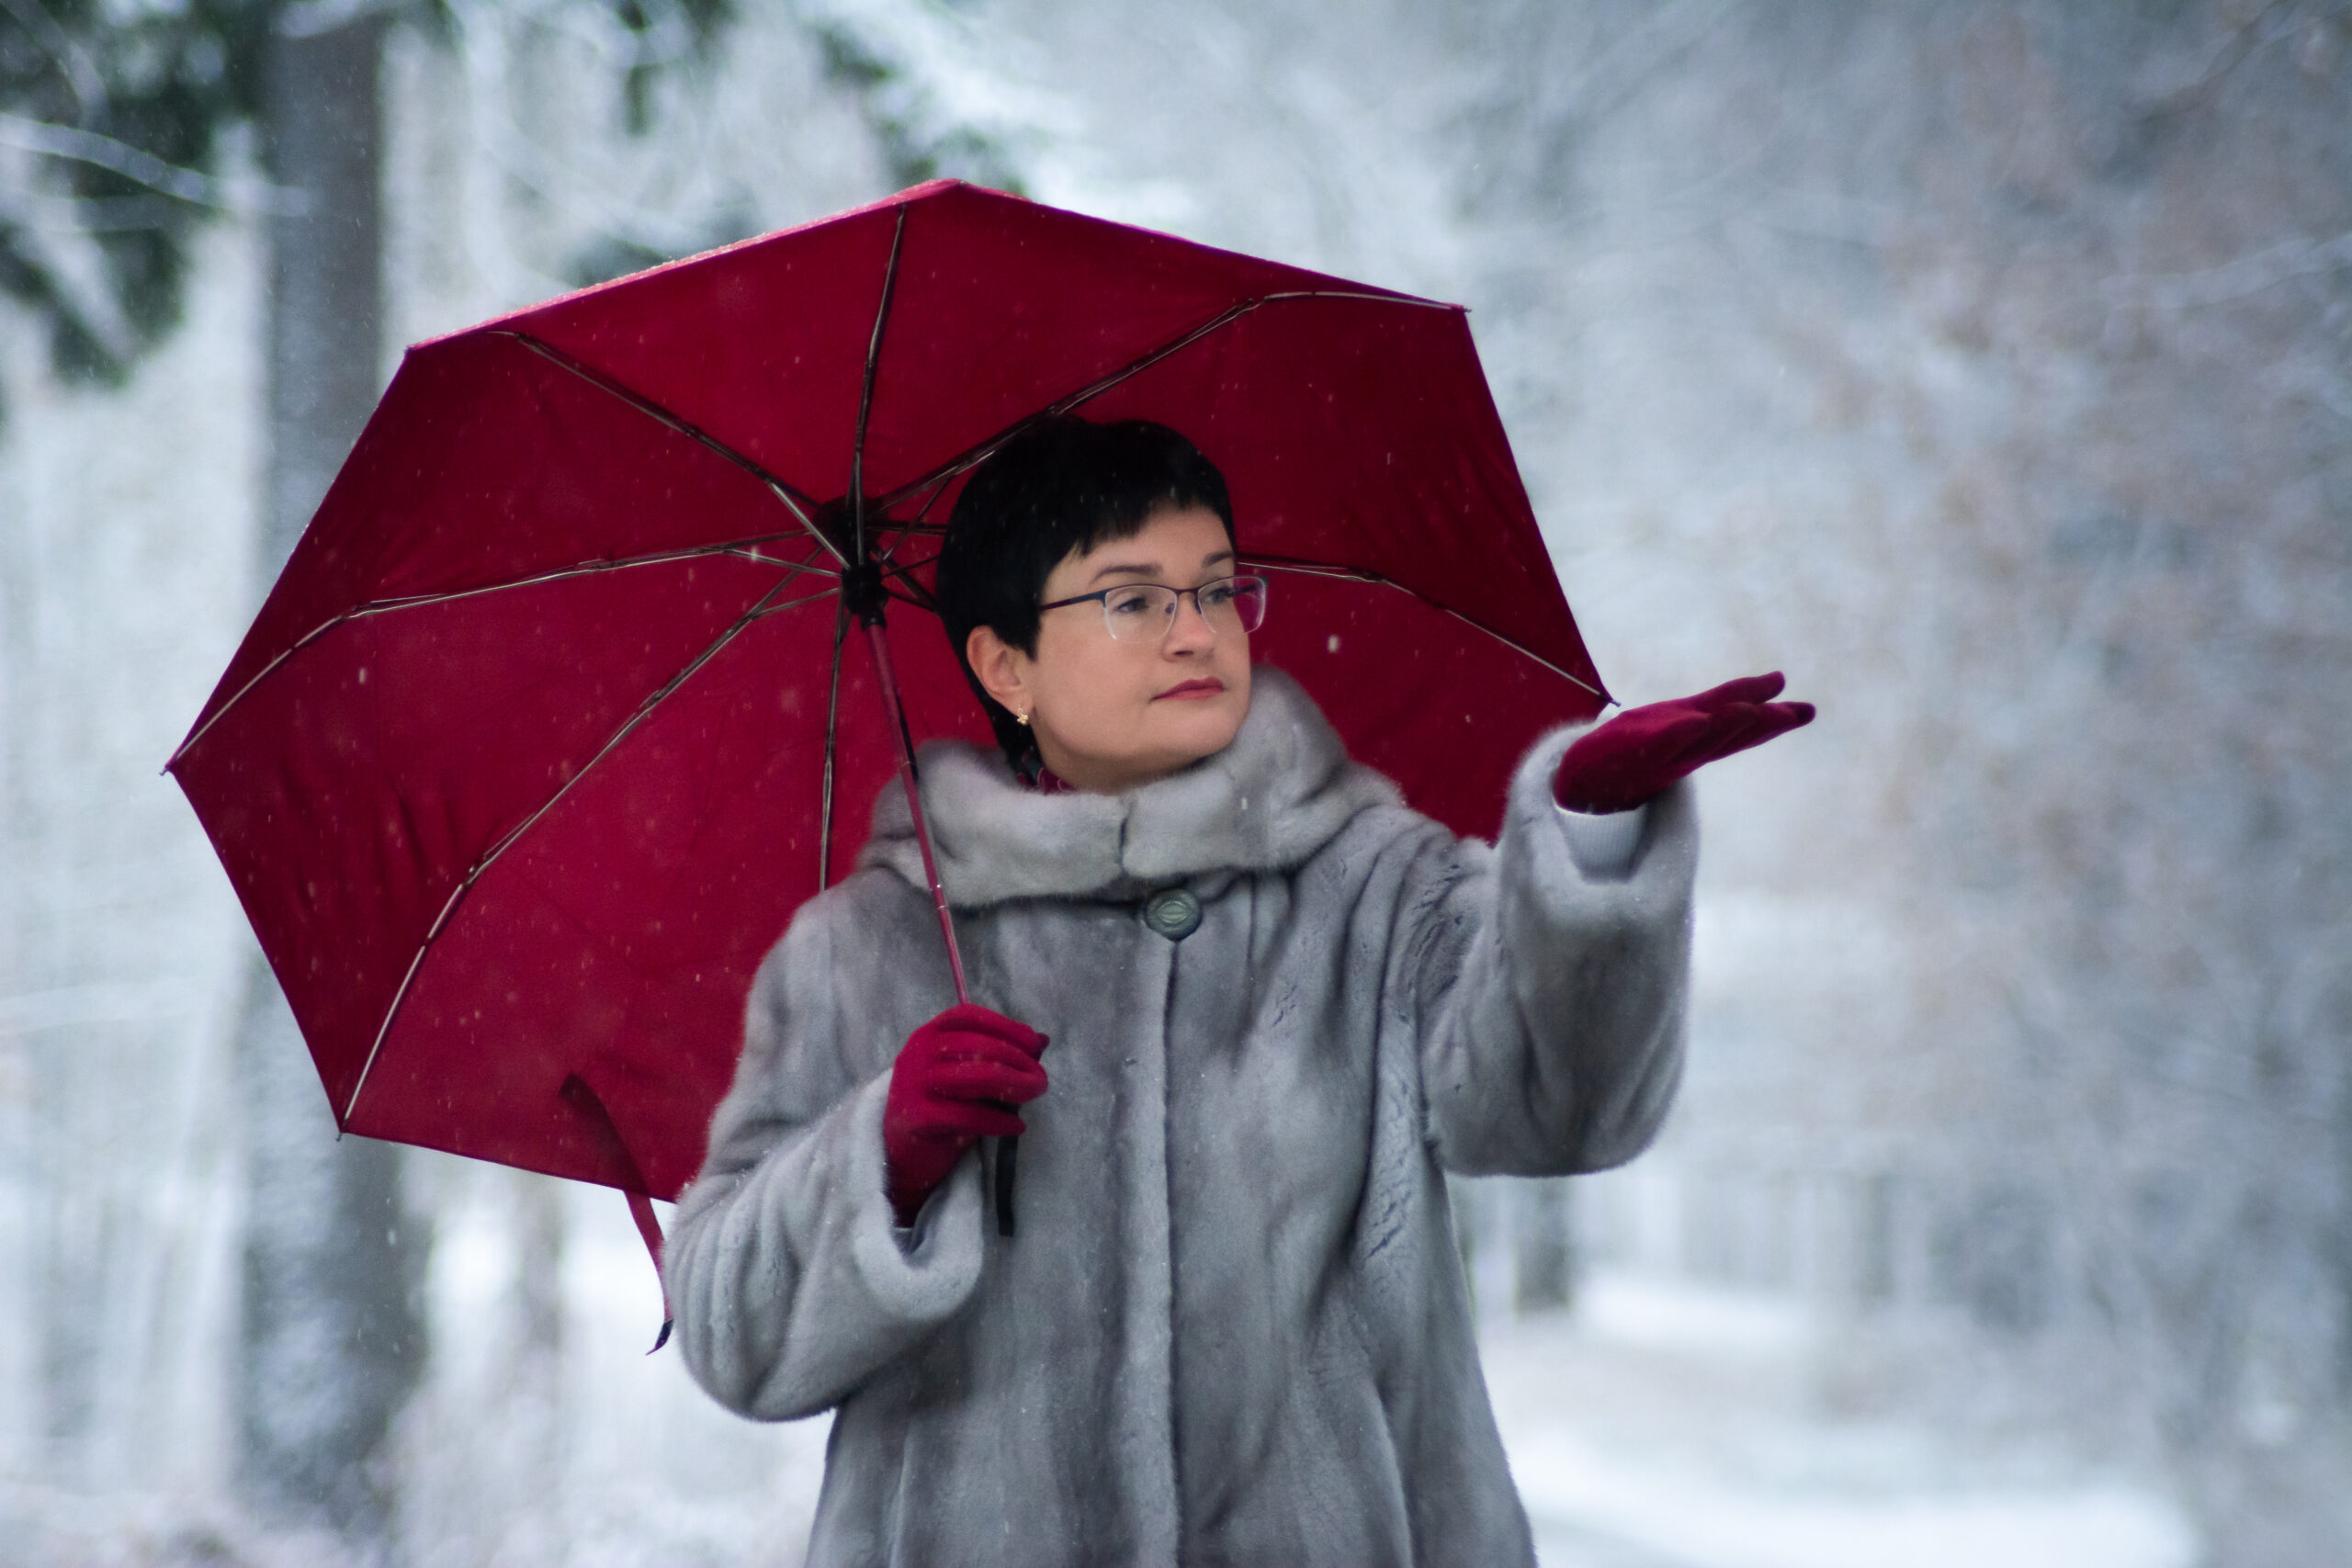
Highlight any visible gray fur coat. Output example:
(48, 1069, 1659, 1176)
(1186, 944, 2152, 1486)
(670, 669, 1696, 1567)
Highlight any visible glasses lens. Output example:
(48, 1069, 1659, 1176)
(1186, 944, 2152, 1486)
(1102, 584, 1178, 643)
(1094, 578, 1268, 641)
(1219, 576, 1268, 633)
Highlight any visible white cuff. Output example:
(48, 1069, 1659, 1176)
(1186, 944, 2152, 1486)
(889, 1162, 961, 1255)
(1555, 799, 1647, 879)
(839, 1077, 986, 1320)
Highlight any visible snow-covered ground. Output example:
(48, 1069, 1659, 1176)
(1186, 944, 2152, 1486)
(395, 1184, 2195, 1568)
(1486, 1274, 2197, 1568)
(0, 1186, 2206, 1568)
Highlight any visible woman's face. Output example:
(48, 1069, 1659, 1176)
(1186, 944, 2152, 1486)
(967, 505, 1252, 794)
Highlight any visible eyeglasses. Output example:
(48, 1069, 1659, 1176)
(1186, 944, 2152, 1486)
(1037, 574, 1270, 645)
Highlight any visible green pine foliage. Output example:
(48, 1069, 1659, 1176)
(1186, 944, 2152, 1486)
(0, 0, 729, 398)
(0, 0, 270, 385)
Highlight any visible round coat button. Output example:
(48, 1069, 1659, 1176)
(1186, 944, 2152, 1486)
(1142, 886, 1204, 942)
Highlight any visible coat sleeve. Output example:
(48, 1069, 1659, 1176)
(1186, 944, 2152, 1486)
(665, 887, 987, 1422)
(1408, 725, 1699, 1176)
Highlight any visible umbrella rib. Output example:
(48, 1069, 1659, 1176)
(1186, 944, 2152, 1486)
(851, 208, 909, 561)
(865, 288, 1455, 516)
(865, 526, 942, 612)
(166, 615, 355, 770)
(1243, 557, 1606, 701)
(339, 573, 807, 1127)
(876, 550, 943, 613)
(744, 586, 839, 620)
(353, 542, 837, 616)
(493, 330, 849, 567)
(166, 542, 835, 770)
(865, 299, 1263, 512)
(1259, 288, 1453, 309)
(720, 540, 840, 580)
(908, 470, 956, 529)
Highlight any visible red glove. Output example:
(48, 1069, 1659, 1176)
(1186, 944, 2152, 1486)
(1555, 671, 1815, 814)
(883, 1004, 1049, 1226)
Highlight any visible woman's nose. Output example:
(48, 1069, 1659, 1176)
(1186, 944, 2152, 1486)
(1164, 592, 1217, 650)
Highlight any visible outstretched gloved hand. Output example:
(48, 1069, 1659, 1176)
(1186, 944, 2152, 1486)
(883, 1003, 1050, 1227)
(1554, 671, 1815, 815)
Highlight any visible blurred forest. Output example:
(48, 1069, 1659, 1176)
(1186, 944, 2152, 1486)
(1, 1, 2346, 1564)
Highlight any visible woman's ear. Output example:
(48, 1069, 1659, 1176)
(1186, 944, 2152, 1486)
(966, 626, 1034, 721)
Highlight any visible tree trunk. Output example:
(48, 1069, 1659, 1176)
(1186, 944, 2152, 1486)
(236, 10, 424, 1545)
(1513, 1178, 1575, 1314)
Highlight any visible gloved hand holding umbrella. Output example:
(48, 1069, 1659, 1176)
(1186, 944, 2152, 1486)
(885, 1004, 1049, 1227)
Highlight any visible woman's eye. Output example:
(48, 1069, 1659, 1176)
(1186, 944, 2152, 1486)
(1105, 591, 1155, 616)
(1198, 583, 1237, 611)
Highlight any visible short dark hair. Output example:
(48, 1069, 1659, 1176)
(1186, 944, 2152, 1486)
(933, 416, 1235, 776)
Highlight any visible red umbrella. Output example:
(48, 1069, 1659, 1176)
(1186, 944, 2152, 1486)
(169, 180, 1607, 1249)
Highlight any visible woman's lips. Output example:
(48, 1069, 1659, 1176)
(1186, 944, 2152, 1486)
(1154, 678, 1227, 701)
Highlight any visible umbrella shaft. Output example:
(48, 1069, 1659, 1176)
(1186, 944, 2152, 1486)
(862, 619, 970, 1006)
(862, 615, 1017, 1236)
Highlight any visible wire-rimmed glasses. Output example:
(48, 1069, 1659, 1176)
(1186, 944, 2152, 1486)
(1038, 574, 1270, 644)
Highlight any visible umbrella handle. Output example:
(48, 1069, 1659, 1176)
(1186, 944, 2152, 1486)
(858, 603, 1019, 1235)
(994, 1135, 1020, 1237)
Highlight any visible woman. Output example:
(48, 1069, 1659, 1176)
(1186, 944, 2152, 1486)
(669, 417, 1810, 1566)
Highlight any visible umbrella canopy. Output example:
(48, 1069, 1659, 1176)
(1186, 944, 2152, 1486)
(169, 179, 1608, 1204)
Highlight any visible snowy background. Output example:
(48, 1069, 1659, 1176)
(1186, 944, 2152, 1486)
(3, 1, 2348, 1564)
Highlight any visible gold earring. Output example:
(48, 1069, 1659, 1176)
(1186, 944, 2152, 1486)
(1015, 709, 1031, 727)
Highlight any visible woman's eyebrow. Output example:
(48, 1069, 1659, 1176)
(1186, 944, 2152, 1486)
(1087, 547, 1237, 585)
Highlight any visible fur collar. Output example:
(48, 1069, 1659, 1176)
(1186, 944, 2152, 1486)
(859, 667, 1402, 906)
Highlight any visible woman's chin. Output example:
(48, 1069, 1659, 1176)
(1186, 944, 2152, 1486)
(1059, 710, 1247, 791)
(1148, 698, 1247, 762)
